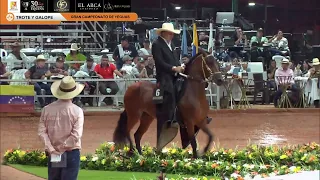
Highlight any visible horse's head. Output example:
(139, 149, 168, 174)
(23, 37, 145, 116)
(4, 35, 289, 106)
(185, 48, 224, 86)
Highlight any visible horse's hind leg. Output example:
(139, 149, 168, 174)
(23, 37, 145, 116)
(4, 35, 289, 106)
(126, 109, 142, 153)
(198, 123, 214, 154)
(134, 112, 154, 154)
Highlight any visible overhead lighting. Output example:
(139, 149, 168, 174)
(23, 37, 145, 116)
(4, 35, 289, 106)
(248, 2, 256, 6)
(175, 6, 181, 10)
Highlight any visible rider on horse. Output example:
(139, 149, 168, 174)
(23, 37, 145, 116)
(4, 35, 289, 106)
(152, 23, 212, 148)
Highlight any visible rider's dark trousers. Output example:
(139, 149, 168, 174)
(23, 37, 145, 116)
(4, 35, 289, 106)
(156, 78, 177, 139)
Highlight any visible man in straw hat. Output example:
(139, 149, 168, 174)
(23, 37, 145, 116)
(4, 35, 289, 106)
(25, 54, 52, 107)
(38, 76, 84, 180)
(152, 23, 212, 150)
(273, 58, 299, 107)
(66, 43, 86, 73)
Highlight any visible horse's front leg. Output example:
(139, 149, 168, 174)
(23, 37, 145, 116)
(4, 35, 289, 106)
(184, 119, 198, 158)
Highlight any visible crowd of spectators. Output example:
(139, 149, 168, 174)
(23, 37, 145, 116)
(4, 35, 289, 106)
(0, 36, 157, 107)
(0, 18, 319, 108)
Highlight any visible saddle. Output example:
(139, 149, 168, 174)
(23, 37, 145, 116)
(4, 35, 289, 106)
(152, 76, 187, 105)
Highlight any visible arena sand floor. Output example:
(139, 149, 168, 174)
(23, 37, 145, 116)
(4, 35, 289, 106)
(1, 107, 319, 180)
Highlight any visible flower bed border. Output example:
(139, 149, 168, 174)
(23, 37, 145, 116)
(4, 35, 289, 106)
(3, 142, 320, 180)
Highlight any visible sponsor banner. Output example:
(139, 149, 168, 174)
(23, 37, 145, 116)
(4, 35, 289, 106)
(4, 12, 137, 23)
(0, 0, 137, 24)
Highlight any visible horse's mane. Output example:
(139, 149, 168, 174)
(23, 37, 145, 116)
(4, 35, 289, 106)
(184, 51, 206, 74)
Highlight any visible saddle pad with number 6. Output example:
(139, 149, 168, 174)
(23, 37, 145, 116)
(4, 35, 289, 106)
(152, 83, 164, 104)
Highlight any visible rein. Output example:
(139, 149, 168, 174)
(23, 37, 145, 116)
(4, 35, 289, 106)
(180, 54, 221, 83)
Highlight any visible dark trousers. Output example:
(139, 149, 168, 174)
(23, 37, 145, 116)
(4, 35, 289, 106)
(116, 60, 124, 70)
(273, 84, 299, 106)
(34, 82, 52, 106)
(48, 149, 80, 180)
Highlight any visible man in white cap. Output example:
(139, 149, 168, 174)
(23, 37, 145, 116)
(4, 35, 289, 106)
(274, 58, 298, 107)
(25, 54, 52, 107)
(38, 76, 84, 180)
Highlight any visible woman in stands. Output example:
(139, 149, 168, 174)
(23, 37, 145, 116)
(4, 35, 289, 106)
(0, 57, 9, 85)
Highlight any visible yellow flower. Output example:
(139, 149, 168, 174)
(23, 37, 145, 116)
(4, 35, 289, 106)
(170, 148, 177, 154)
(18, 151, 26, 158)
(280, 154, 288, 160)
(123, 146, 130, 152)
(41, 154, 46, 159)
(101, 159, 106, 165)
(80, 156, 87, 161)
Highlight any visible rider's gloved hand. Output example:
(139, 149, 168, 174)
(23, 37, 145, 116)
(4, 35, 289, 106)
(172, 66, 184, 73)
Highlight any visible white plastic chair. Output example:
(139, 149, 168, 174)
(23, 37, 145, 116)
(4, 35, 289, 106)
(0, 49, 8, 58)
(272, 55, 284, 68)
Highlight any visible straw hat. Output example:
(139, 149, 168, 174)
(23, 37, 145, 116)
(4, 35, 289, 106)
(312, 58, 320, 66)
(281, 58, 290, 64)
(70, 43, 80, 51)
(51, 76, 85, 99)
(35, 54, 47, 61)
(156, 23, 181, 35)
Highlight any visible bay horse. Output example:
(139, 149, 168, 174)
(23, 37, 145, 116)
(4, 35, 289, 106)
(113, 49, 224, 158)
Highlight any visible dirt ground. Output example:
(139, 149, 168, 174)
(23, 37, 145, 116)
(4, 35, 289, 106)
(1, 109, 319, 180)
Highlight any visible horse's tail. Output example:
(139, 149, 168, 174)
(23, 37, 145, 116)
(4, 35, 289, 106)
(113, 110, 128, 145)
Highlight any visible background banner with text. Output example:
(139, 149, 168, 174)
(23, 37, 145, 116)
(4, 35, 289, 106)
(1, 0, 136, 24)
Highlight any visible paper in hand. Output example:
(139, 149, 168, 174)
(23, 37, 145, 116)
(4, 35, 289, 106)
(50, 154, 62, 163)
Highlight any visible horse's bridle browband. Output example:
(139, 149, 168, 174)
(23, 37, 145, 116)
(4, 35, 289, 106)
(180, 54, 221, 83)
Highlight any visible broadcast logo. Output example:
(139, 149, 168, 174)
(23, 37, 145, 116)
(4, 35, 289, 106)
(54, 0, 69, 12)
(21, 1, 29, 10)
(6, 13, 14, 22)
(30, 1, 45, 11)
(77, 2, 102, 11)
(9, 1, 18, 10)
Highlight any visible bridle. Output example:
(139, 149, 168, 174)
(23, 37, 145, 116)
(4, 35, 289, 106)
(180, 54, 221, 83)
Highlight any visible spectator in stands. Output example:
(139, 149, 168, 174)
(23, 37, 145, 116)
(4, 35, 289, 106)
(304, 30, 314, 61)
(304, 58, 320, 78)
(302, 59, 312, 75)
(240, 62, 251, 73)
(65, 43, 86, 74)
(113, 36, 138, 70)
(213, 31, 224, 48)
(234, 28, 248, 46)
(138, 39, 152, 59)
(0, 57, 8, 85)
(199, 31, 209, 50)
(94, 55, 123, 105)
(6, 42, 29, 70)
(120, 55, 139, 78)
(25, 54, 52, 107)
(80, 56, 97, 74)
(135, 57, 148, 78)
(268, 30, 290, 56)
(250, 28, 268, 47)
(49, 57, 69, 77)
(131, 17, 149, 47)
(78, 56, 97, 106)
(145, 56, 156, 78)
(273, 58, 298, 107)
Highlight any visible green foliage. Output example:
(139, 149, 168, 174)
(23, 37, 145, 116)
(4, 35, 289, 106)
(3, 142, 320, 180)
